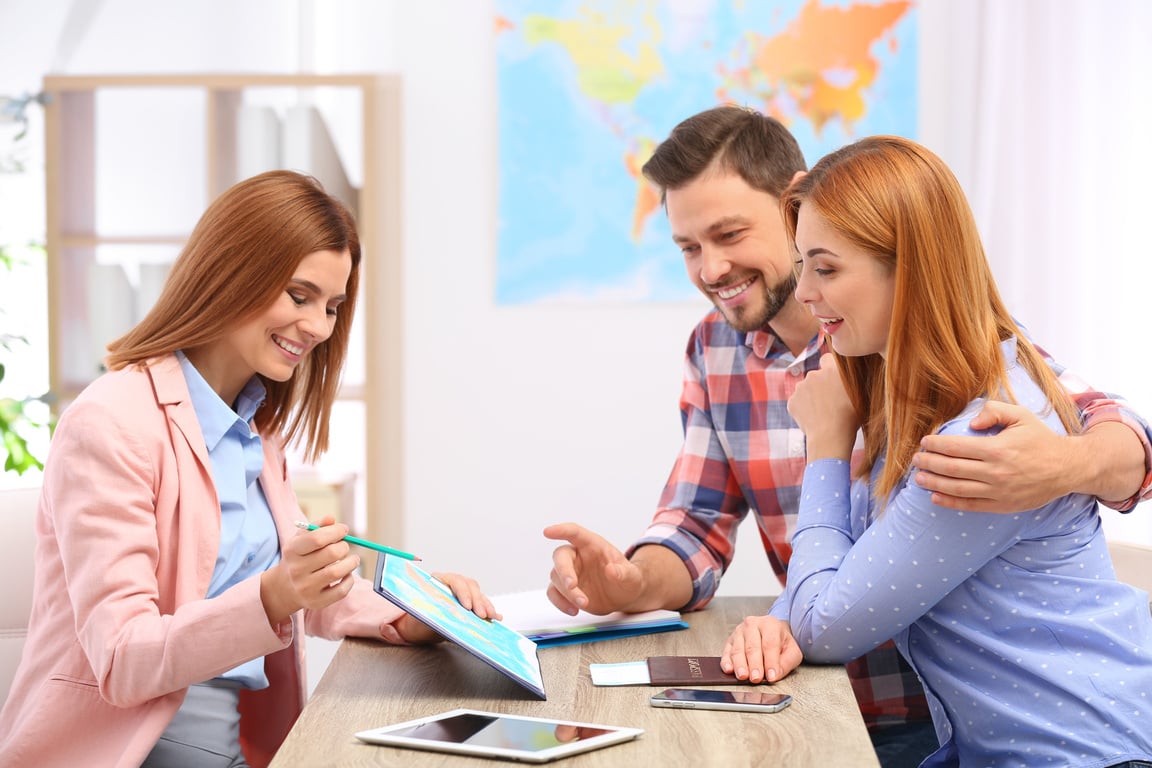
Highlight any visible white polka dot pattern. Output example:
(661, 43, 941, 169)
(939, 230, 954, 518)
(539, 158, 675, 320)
(776, 340, 1152, 765)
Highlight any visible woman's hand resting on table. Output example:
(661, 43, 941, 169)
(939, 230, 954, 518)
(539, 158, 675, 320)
(720, 614, 804, 684)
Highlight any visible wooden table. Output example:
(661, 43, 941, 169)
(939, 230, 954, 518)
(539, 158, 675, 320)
(270, 596, 880, 767)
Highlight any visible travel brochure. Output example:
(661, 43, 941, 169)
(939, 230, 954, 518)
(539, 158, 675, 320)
(493, 589, 687, 647)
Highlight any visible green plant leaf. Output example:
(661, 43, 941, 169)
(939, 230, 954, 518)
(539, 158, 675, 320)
(0, 395, 48, 475)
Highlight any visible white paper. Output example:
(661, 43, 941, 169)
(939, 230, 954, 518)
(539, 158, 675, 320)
(589, 661, 650, 686)
(493, 588, 681, 636)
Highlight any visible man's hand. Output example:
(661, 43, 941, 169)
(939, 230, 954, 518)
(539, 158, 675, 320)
(912, 400, 1075, 512)
(543, 523, 648, 615)
(720, 615, 803, 684)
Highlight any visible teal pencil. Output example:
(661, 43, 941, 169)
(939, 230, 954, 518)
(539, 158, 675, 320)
(294, 521, 421, 561)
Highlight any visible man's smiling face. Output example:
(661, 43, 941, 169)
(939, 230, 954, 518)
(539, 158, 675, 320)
(667, 169, 798, 333)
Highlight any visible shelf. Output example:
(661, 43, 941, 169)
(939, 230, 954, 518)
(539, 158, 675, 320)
(43, 73, 404, 546)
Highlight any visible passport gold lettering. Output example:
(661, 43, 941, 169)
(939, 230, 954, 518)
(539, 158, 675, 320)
(645, 656, 740, 686)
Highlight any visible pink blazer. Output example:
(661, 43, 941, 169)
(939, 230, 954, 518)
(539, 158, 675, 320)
(0, 355, 405, 768)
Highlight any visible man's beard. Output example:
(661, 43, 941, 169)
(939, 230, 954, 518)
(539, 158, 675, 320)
(718, 271, 798, 333)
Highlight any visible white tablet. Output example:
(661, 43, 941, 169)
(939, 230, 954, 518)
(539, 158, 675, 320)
(354, 708, 644, 763)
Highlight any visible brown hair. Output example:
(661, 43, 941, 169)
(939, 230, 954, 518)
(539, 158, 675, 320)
(642, 105, 807, 202)
(782, 136, 1079, 501)
(105, 170, 361, 461)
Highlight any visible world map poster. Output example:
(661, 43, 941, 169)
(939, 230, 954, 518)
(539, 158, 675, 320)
(494, 0, 917, 304)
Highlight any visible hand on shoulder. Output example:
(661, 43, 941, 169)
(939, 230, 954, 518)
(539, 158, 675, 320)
(912, 400, 1074, 512)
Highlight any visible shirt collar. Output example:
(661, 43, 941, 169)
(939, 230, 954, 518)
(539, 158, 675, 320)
(744, 327, 826, 371)
(175, 351, 267, 450)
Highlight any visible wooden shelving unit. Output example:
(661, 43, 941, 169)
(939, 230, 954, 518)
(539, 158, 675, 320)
(41, 73, 405, 547)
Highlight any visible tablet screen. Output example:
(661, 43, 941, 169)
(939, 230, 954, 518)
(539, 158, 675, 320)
(355, 709, 643, 763)
(373, 554, 546, 699)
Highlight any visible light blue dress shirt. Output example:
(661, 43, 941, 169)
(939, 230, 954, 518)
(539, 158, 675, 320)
(775, 338, 1152, 767)
(177, 352, 281, 689)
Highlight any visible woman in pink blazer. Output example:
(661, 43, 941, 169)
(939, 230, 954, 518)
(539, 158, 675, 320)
(0, 171, 496, 768)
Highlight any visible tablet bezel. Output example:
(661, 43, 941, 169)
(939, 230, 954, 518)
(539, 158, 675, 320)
(354, 708, 644, 763)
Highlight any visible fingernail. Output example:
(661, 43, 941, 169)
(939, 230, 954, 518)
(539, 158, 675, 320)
(767, 668, 777, 682)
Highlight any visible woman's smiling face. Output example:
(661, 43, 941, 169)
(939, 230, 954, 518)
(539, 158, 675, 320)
(792, 205, 895, 359)
(186, 248, 352, 404)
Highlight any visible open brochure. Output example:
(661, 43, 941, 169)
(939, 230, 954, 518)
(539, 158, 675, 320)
(493, 589, 688, 648)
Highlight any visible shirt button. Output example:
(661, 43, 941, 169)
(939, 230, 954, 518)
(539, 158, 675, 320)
(790, 367, 801, 377)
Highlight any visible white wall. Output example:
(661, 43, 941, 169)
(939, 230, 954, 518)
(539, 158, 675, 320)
(397, 0, 1152, 589)
(2, 0, 1149, 608)
(915, 1, 1152, 546)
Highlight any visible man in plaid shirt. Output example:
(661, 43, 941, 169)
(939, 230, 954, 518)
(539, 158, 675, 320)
(545, 106, 1152, 767)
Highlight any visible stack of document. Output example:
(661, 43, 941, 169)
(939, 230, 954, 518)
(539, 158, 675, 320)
(494, 589, 688, 648)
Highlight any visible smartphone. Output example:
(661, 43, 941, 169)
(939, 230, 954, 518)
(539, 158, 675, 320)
(650, 688, 793, 713)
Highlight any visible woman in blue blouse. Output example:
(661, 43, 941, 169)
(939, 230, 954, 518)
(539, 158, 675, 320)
(745, 136, 1152, 767)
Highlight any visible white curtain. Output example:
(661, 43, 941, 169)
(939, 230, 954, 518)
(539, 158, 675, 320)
(920, 0, 1152, 538)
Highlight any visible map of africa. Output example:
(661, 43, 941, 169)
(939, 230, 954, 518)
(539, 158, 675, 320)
(495, 0, 916, 304)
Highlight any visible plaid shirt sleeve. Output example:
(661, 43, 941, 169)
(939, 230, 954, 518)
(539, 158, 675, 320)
(626, 315, 803, 610)
(1036, 343, 1152, 510)
(627, 329, 754, 611)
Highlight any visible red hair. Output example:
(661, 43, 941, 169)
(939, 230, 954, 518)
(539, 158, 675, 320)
(782, 137, 1079, 501)
(105, 170, 361, 461)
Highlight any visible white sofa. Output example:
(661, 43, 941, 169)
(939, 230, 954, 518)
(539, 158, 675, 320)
(0, 486, 39, 706)
(1109, 538, 1152, 596)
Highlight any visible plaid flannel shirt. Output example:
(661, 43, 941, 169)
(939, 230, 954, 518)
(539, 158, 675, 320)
(630, 309, 1152, 732)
